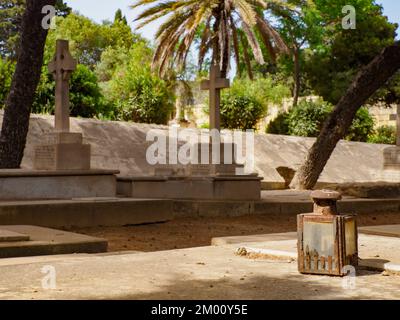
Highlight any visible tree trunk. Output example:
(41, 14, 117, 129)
(211, 7, 221, 68)
(0, 0, 55, 168)
(292, 45, 400, 190)
(293, 46, 300, 107)
(220, 11, 230, 78)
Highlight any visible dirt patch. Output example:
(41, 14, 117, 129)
(68, 212, 400, 253)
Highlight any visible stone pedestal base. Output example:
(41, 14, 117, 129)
(0, 169, 119, 200)
(33, 132, 91, 170)
(137, 141, 260, 200)
(383, 146, 400, 170)
(380, 170, 400, 182)
(153, 164, 189, 177)
(382, 146, 400, 182)
(117, 175, 262, 200)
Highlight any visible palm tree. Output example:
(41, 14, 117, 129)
(131, 0, 290, 78)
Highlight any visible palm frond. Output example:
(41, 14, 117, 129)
(230, 16, 241, 77)
(233, 0, 257, 26)
(241, 20, 265, 65)
(130, 0, 162, 10)
(255, 14, 289, 55)
(198, 18, 212, 69)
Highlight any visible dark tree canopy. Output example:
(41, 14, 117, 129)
(0, 0, 71, 60)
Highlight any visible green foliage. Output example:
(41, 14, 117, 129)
(0, 58, 15, 107)
(33, 64, 109, 118)
(368, 125, 396, 145)
(218, 77, 290, 130)
(266, 99, 375, 142)
(105, 43, 175, 124)
(95, 46, 130, 82)
(0, 0, 71, 60)
(287, 99, 333, 137)
(45, 12, 141, 68)
(265, 112, 289, 135)
(220, 95, 265, 130)
(114, 9, 128, 25)
(346, 107, 375, 142)
(305, 0, 398, 104)
(31, 10, 172, 124)
(0, 0, 25, 59)
(230, 78, 291, 107)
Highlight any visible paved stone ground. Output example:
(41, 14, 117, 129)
(0, 241, 400, 300)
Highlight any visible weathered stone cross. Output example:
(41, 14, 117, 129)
(200, 65, 230, 130)
(48, 39, 77, 133)
(389, 105, 400, 146)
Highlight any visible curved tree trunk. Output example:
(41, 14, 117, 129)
(0, 0, 56, 168)
(292, 45, 400, 190)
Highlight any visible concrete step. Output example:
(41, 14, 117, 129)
(0, 198, 173, 228)
(0, 225, 107, 258)
(0, 194, 400, 228)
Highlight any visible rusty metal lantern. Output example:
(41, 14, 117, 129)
(297, 190, 358, 276)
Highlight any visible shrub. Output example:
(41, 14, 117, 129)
(287, 99, 332, 137)
(0, 59, 14, 108)
(220, 94, 265, 130)
(266, 99, 375, 142)
(106, 43, 175, 124)
(368, 125, 396, 145)
(346, 107, 375, 142)
(265, 111, 290, 135)
(217, 77, 290, 130)
(113, 76, 174, 125)
(33, 64, 110, 118)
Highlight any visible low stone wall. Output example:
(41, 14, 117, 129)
(1, 112, 392, 185)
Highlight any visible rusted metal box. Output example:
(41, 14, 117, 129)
(297, 190, 358, 276)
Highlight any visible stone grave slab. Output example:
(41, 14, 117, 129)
(0, 230, 30, 242)
(359, 224, 400, 238)
(0, 225, 107, 258)
(118, 175, 262, 200)
(0, 169, 118, 200)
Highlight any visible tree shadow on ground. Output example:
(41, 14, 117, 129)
(111, 273, 373, 300)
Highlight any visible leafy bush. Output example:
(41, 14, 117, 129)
(346, 107, 375, 142)
(368, 125, 396, 145)
(265, 112, 289, 135)
(106, 43, 175, 124)
(33, 64, 110, 118)
(266, 99, 375, 142)
(220, 95, 265, 130)
(287, 99, 332, 137)
(217, 77, 290, 130)
(112, 76, 174, 124)
(0, 59, 14, 107)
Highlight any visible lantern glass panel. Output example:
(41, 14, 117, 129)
(345, 219, 357, 256)
(303, 220, 335, 270)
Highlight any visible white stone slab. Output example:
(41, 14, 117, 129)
(359, 224, 400, 238)
(0, 230, 30, 242)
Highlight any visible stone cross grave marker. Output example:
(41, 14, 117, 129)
(389, 105, 400, 146)
(200, 65, 230, 130)
(48, 39, 77, 133)
(33, 39, 91, 171)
